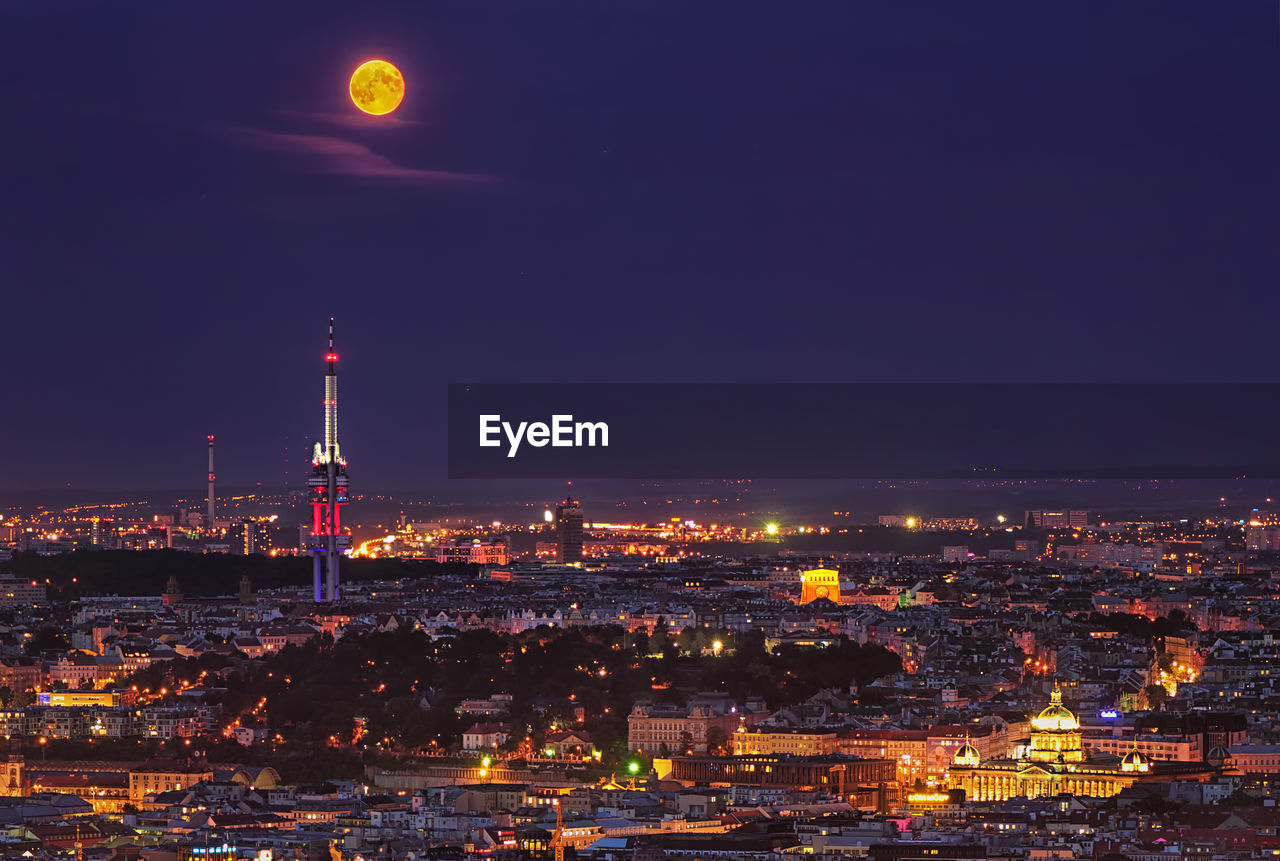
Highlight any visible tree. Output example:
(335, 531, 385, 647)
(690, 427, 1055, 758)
(651, 621, 671, 657)
(1223, 788, 1264, 807)
(592, 719, 629, 764)
(1130, 795, 1182, 816)
(631, 631, 650, 657)
(26, 627, 69, 653)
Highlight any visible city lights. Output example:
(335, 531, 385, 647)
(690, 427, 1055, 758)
(2, 4, 1270, 855)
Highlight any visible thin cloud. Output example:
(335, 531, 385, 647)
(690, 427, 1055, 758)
(222, 125, 496, 187)
(276, 108, 426, 129)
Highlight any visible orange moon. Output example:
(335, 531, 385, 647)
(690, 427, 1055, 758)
(349, 59, 405, 116)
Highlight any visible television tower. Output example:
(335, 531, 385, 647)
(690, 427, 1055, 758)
(307, 318, 350, 602)
(206, 435, 216, 528)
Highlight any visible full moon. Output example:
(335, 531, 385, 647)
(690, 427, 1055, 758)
(349, 59, 405, 116)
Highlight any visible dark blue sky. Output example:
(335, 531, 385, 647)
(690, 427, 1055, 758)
(2, 2, 1278, 492)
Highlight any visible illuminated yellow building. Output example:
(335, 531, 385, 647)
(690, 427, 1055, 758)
(950, 684, 1214, 802)
(733, 727, 838, 757)
(1026, 685, 1082, 764)
(129, 761, 213, 805)
(0, 756, 22, 796)
(37, 690, 132, 708)
(799, 568, 841, 604)
(18, 761, 130, 814)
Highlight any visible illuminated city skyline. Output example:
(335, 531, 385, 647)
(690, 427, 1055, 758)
(3, 4, 1280, 852)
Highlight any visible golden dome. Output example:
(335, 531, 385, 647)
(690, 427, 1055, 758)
(1121, 746, 1150, 773)
(953, 741, 981, 768)
(1030, 684, 1079, 732)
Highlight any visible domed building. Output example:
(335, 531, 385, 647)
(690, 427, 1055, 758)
(1027, 685, 1083, 764)
(1205, 745, 1233, 770)
(953, 739, 981, 769)
(949, 683, 1216, 802)
(1121, 745, 1151, 773)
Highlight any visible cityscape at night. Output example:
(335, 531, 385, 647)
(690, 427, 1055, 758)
(4, 2, 1280, 861)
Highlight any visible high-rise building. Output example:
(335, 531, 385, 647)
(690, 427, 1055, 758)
(1247, 510, 1280, 551)
(555, 498, 583, 563)
(1247, 525, 1280, 551)
(88, 518, 113, 548)
(229, 518, 270, 556)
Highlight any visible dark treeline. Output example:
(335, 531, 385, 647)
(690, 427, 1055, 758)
(0, 550, 478, 599)
(1080, 611, 1198, 641)
(119, 626, 902, 772)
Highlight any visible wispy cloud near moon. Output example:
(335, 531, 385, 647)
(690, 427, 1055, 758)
(222, 125, 497, 187)
(276, 108, 426, 130)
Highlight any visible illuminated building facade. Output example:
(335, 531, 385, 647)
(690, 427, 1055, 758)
(838, 724, 1012, 783)
(799, 568, 841, 604)
(1246, 511, 1280, 551)
(306, 318, 350, 602)
(657, 754, 896, 793)
(15, 760, 218, 815)
(0, 756, 22, 797)
(89, 517, 113, 548)
(949, 684, 1215, 801)
(1025, 509, 1090, 528)
(1227, 744, 1280, 774)
(229, 517, 271, 556)
(0, 576, 47, 607)
(28, 768, 129, 815)
(36, 690, 133, 708)
(629, 697, 765, 755)
(129, 760, 214, 805)
(1087, 734, 1202, 762)
(435, 539, 510, 565)
(178, 844, 237, 861)
(733, 728, 838, 757)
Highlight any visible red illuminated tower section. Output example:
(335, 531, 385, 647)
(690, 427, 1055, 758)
(307, 318, 350, 602)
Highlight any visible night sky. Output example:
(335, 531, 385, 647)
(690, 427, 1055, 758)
(3, 2, 1278, 493)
